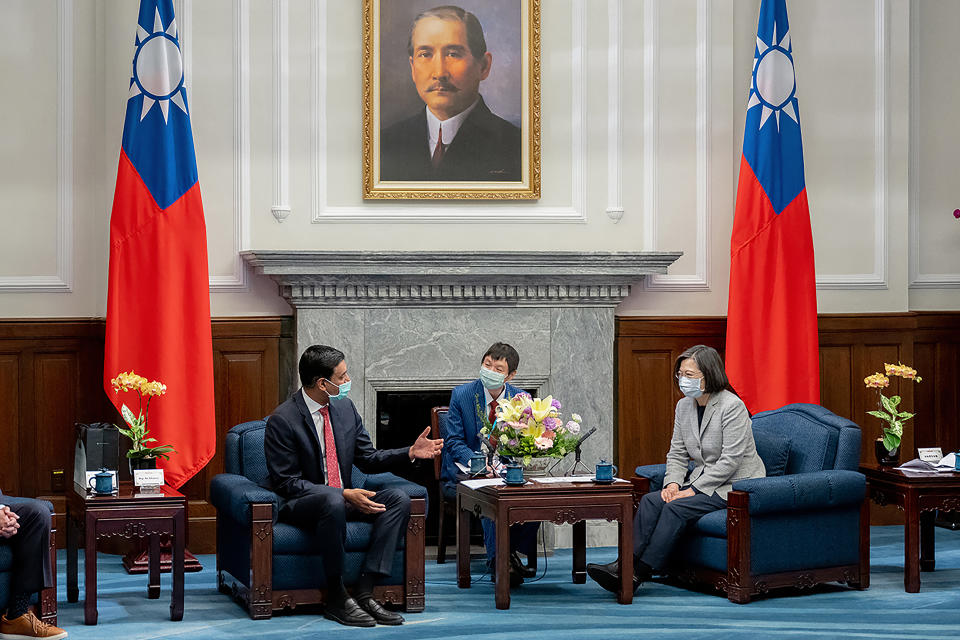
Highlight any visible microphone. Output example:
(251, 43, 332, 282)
(576, 426, 598, 447)
(571, 425, 598, 476)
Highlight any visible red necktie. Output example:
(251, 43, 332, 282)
(319, 406, 342, 488)
(488, 400, 497, 425)
(431, 125, 445, 168)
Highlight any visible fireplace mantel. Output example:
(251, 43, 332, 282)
(241, 251, 681, 307)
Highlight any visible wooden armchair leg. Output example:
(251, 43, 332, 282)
(436, 493, 447, 564)
(725, 491, 752, 604)
(39, 526, 57, 626)
(248, 504, 274, 620)
(404, 498, 426, 613)
(853, 493, 871, 590)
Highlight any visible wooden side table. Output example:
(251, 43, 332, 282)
(860, 463, 960, 592)
(456, 479, 634, 609)
(66, 482, 185, 624)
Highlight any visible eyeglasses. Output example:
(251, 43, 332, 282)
(675, 372, 703, 380)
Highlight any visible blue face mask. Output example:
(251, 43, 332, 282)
(678, 376, 703, 399)
(325, 379, 351, 400)
(479, 366, 507, 390)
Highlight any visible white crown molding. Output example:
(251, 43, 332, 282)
(0, 1, 73, 293)
(908, 2, 960, 289)
(210, 0, 249, 292)
(271, 0, 290, 224)
(643, 0, 710, 292)
(606, 0, 623, 223)
(817, 0, 888, 290)
(310, 0, 587, 223)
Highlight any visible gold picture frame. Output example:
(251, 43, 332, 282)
(362, 0, 541, 200)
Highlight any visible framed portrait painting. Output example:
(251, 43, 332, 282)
(362, 0, 541, 199)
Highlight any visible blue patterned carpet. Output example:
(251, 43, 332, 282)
(52, 525, 960, 640)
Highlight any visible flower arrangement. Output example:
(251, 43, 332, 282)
(864, 362, 922, 452)
(110, 371, 176, 460)
(480, 392, 583, 465)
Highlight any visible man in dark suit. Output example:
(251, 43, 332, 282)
(441, 342, 539, 586)
(379, 5, 521, 182)
(265, 345, 443, 627)
(0, 494, 67, 639)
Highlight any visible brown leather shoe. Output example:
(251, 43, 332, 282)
(0, 611, 68, 639)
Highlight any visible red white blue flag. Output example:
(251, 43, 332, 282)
(725, 0, 820, 414)
(104, 0, 215, 488)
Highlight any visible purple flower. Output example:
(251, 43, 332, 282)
(515, 391, 531, 399)
(509, 439, 518, 447)
(522, 406, 533, 417)
(955, 208, 960, 219)
(551, 398, 561, 409)
(543, 417, 559, 430)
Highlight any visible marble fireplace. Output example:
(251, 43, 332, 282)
(242, 251, 681, 546)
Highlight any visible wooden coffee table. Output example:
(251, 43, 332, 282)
(66, 482, 185, 624)
(456, 478, 634, 609)
(860, 463, 960, 592)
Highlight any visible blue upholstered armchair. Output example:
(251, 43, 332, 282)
(632, 403, 870, 603)
(0, 491, 58, 625)
(210, 420, 427, 619)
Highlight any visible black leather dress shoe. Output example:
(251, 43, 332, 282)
(586, 561, 643, 594)
(491, 563, 524, 587)
(356, 596, 405, 626)
(511, 551, 537, 578)
(324, 596, 376, 627)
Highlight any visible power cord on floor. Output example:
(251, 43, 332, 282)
(424, 524, 550, 586)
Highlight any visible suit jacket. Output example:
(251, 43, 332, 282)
(440, 379, 522, 484)
(264, 390, 411, 515)
(663, 389, 766, 500)
(380, 96, 521, 182)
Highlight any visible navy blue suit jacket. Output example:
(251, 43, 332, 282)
(264, 390, 410, 516)
(440, 379, 522, 484)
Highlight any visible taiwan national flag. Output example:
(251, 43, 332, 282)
(725, 0, 820, 414)
(104, 0, 215, 489)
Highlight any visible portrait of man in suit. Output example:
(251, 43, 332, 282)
(380, 5, 521, 182)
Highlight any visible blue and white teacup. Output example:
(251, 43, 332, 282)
(595, 460, 618, 482)
(470, 452, 487, 476)
(504, 463, 524, 485)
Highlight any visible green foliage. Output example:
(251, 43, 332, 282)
(116, 402, 176, 461)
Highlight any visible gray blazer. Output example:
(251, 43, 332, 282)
(663, 389, 765, 500)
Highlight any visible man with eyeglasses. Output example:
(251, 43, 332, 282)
(587, 344, 765, 597)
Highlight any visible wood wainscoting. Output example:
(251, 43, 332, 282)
(0, 318, 293, 552)
(616, 313, 960, 524)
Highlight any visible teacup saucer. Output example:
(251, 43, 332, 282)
(503, 478, 526, 486)
(592, 477, 615, 484)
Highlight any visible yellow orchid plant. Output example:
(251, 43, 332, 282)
(864, 362, 922, 452)
(110, 371, 177, 460)
(480, 392, 583, 466)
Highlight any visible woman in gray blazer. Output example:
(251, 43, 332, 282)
(587, 344, 765, 596)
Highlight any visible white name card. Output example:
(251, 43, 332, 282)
(918, 447, 943, 463)
(134, 469, 165, 487)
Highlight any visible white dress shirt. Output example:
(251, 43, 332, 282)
(301, 388, 328, 478)
(425, 97, 480, 156)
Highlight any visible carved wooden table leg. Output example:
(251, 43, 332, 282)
(83, 511, 98, 625)
(148, 534, 161, 599)
(456, 500, 471, 589)
(920, 509, 936, 572)
(170, 508, 185, 621)
(617, 505, 634, 605)
(572, 520, 586, 583)
(904, 490, 921, 592)
(494, 506, 510, 610)
(66, 507, 78, 603)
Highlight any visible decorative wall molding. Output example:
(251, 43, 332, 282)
(606, 0, 623, 223)
(0, 1, 73, 293)
(642, 0, 711, 292)
(242, 251, 681, 308)
(271, 0, 290, 224)
(367, 376, 549, 393)
(816, 0, 888, 290)
(309, 0, 587, 223)
(209, 0, 249, 292)
(908, 2, 960, 289)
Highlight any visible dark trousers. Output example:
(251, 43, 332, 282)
(281, 487, 411, 579)
(2, 497, 53, 599)
(634, 488, 726, 571)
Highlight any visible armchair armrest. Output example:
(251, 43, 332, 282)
(731, 470, 866, 516)
(362, 472, 427, 498)
(634, 464, 667, 492)
(210, 473, 279, 524)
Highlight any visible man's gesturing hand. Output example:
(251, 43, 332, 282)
(343, 489, 386, 514)
(409, 427, 443, 460)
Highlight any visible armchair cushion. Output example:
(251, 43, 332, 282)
(209, 473, 279, 525)
(752, 430, 791, 477)
(634, 464, 667, 492)
(731, 470, 866, 515)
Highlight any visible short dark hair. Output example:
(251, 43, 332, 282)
(299, 345, 345, 389)
(407, 5, 488, 60)
(674, 345, 729, 394)
(482, 342, 519, 374)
